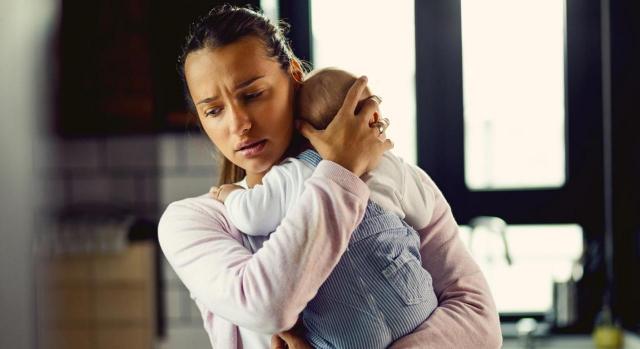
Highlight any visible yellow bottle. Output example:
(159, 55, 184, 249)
(592, 305, 624, 349)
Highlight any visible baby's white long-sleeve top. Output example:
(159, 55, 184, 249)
(224, 151, 436, 236)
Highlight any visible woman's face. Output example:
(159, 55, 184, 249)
(184, 36, 297, 185)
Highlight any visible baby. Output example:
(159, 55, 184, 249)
(211, 68, 438, 349)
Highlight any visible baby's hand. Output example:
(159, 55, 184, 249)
(209, 184, 243, 202)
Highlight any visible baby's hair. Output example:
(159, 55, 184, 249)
(296, 68, 358, 130)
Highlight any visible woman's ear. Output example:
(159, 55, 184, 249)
(289, 59, 304, 84)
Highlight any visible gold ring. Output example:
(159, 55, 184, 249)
(370, 120, 389, 135)
(367, 95, 382, 104)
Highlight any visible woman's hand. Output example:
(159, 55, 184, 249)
(270, 322, 312, 349)
(297, 76, 393, 177)
(209, 184, 243, 202)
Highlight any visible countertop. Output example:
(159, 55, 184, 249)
(502, 331, 640, 349)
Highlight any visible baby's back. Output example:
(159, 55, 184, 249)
(362, 151, 435, 230)
(302, 188, 438, 349)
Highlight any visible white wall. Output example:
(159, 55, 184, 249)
(0, 0, 57, 347)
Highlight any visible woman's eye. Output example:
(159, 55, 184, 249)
(205, 107, 222, 117)
(244, 90, 263, 100)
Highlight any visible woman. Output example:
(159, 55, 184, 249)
(158, 5, 502, 349)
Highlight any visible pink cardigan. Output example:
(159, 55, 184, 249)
(158, 160, 502, 348)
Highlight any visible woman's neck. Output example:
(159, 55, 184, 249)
(245, 172, 264, 188)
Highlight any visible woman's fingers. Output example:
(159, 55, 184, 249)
(367, 95, 382, 105)
(297, 119, 332, 160)
(381, 138, 394, 151)
(296, 74, 392, 176)
(278, 331, 313, 349)
(296, 119, 322, 141)
(338, 76, 369, 115)
(270, 334, 286, 349)
(356, 96, 381, 125)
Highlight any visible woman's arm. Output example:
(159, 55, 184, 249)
(389, 167, 503, 349)
(159, 160, 370, 334)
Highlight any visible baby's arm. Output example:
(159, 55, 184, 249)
(217, 162, 302, 236)
(209, 184, 278, 236)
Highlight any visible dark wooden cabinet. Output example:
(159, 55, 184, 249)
(36, 243, 157, 349)
(57, 0, 154, 135)
(56, 0, 258, 136)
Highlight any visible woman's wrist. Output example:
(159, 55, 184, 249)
(314, 161, 370, 200)
(323, 154, 366, 177)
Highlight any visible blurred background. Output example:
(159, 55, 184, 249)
(1, 0, 638, 348)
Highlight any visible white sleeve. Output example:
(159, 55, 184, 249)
(224, 161, 305, 236)
(400, 161, 437, 230)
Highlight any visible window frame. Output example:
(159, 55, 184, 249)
(274, 0, 639, 333)
(415, 0, 606, 331)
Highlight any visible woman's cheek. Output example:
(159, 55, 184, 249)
(203, 121, 229, 156)
(272, 101, 292, 126)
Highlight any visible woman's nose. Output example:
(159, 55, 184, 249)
(229, 105, 252, 135)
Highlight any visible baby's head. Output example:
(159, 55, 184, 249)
(296, 68, 371, 130)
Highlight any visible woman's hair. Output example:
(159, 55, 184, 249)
(177, 4, 306, 185)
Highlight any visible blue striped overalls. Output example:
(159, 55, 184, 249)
(298, 150, 438, 349)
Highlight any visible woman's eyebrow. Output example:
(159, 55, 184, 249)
(197, 96, 218, 105)
(234, 75, 264, 90)
(196, 76, 265, 105)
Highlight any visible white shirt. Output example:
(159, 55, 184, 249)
(225, 151, 436, 236)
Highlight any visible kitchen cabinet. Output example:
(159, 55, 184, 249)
(55, 0, 259, 136)
(56, 0, 154, 136)
(36, 242, 156, 349)
(502, 333, 640, 349)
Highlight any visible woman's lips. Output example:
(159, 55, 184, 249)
(237, 139, 267, 158)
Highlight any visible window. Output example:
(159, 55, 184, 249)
(459, 224, 583, 314)
(260, 0, 279, 23)
(274, 0, 610, 329)
(461, 0, 567, 190)
(416, 0, 605, 329)
(310, 0, 417, 164)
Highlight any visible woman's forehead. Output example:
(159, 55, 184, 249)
(185, 37, 281, 87)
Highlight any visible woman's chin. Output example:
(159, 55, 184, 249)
(240, 157, 276, 177)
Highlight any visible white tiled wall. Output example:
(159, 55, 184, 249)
(105, 137, 159, 169)
(156, 133, 217, 349)
(69, 174, 112, 205)
(46, 132, 219, 348)
(46, 136, 160, 218)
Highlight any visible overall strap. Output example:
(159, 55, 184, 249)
(297, 149, 323, 168)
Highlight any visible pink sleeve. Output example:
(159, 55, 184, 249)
(158, 161, 370, 334)
(389, 170, 503, 349)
